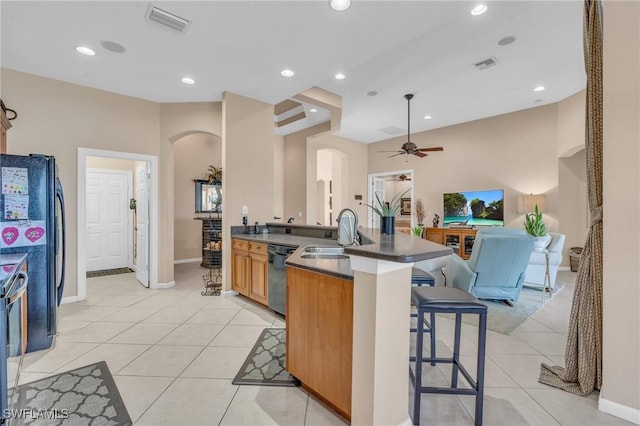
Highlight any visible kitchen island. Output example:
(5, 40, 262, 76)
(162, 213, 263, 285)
(232, 223, 452, 425)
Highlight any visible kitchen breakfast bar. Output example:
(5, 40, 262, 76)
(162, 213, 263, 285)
(232, 224, 452, 425)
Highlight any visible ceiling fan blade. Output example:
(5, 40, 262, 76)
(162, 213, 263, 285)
(378, 150, 404, 153)
(417, 147, 444, 152)
(387, 152, 406, 158)
(413, 151, 427, 158)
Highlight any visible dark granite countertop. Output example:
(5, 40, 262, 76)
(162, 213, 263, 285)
(230, 224, 452, 280)
(344, 228, 453, 263)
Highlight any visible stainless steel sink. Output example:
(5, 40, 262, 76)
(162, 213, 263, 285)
(300, 247, 348, 260)
(300, 253, 350, 260)
(302, 247, 345, 255)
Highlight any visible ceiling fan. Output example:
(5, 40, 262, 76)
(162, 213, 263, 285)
(379, 93, 444, 158)
(386, 173, 412, 182)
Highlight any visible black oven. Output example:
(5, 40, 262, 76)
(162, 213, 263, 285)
(1, 254, 28, 425)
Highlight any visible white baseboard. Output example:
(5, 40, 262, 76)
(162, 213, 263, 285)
(151, 280, 175, 289)
(559, 266, 571, 271)
(174, 258, 201, 264)
(599, 393, 640, 424)
(221, 290, 238, 297)
(60, 296, 80, 304)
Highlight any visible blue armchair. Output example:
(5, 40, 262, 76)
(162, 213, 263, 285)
(442, 228, 534, 305)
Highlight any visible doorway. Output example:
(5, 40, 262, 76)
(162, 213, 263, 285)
(77, 148, 158, 300)
(367, 169, 415, 229)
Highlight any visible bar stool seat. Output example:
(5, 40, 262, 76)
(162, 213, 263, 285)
(409, 286, 487, 426)
(410, 269, 436, 365)
(411, 267, 435, 287)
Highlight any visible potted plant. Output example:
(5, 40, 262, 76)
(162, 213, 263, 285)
(207, 165, 222, 184)
(412, 225, 424, 238)
(524, 204, 551, 250)
(365, 189, 410, 235)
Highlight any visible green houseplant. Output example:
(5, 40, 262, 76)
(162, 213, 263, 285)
(365, 189, 410, 235)
(412, 225, 424, 238)
(207, 165, 222, 184)
(524, 204, 551, 249)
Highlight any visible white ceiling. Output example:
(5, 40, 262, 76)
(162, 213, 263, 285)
(1, 1, 585, 143)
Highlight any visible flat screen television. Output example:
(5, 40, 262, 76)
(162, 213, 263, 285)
(443, 189, 504, 226)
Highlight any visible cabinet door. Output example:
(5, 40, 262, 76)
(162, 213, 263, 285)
(425, 228, 443, 244)
(444, 233, 462, 255)
(249, 253, 269, 305)
(231, 248, 250, 296)
(286, 266, 353, 418)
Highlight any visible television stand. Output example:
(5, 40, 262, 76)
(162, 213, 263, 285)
(424, 227, 478, 260)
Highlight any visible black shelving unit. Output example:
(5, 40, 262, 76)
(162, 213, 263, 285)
(195, 215, 222, 295)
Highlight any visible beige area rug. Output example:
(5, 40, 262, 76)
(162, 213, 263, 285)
(439, 283, 566, 335)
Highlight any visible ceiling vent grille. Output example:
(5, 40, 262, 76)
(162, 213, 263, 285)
(145, 4, 191, 33)
(474, 57, 498, 70)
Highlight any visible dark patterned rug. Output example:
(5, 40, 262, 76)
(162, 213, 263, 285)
(86, 268, 134, 278)
(13, 361, 131, 426)
(232, 328, 300, 387)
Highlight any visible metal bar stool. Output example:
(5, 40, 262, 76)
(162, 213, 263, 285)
(410, 268, 436, 366)
(409, 287, 487, 426)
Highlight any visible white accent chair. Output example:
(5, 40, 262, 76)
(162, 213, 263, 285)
(524, 232, 566, 290)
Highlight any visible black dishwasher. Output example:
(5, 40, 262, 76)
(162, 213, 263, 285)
(267, 244, 296, 316)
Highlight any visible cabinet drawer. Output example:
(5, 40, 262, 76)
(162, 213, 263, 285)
(232, 239, 249, 251)
(249, 242, 267, 255)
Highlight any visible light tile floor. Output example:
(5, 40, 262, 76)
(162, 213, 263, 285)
(20, 265, 633, 426)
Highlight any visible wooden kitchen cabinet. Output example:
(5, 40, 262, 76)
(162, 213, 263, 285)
(286, 266, 353, 419)
(248, 242, 269, 305)
(424, 227, 477, 260)
(231, 239, 250, 297)
(230, 238, 269, 306)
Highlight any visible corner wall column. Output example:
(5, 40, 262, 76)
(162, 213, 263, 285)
(349, 255, 413, 426)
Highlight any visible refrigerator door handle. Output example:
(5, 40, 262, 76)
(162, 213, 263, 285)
(55, 178, 66, 306)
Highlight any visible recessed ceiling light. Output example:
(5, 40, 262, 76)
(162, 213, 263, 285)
(471, 4, 488, 15)
(334, 73, 346, 80)
(181, 77, 195, 85)
(310, 108, 319, 113)
(424, 115, 433, 120)
(75, 46, 96, 56)
(281, 69, 295, 77)
(534, 85, 546, 92)
(330, 0, 351, 11)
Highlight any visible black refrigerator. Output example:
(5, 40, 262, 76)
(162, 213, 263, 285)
(0, 154, 66, 353)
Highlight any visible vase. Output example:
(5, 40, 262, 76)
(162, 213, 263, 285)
(532, 234, 552, 251)
(380, 216, 395, 235)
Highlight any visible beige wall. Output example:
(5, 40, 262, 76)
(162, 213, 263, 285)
(369, 104, 560, 229)
(306, 134, 369, 226)
(601, 0, 640, 417)
(283, 122, 329, 224)
(159, 102, 221, 285)
(173, 132, 221, 261)
(221, 91, 282, 290)
(2, 69, 223, 295)
(557, 90, 586, 157)
(2, 69, 161, 297)
(86, 157, 136, 173)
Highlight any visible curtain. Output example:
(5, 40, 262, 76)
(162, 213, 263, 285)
(539, 0, 603, 395)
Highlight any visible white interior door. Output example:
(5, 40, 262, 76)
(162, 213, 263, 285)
(369, 177, 385, 229)
(86, 169, 131, 271)
(135, 163, 150, 287)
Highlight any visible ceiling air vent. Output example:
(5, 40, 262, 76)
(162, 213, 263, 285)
(474, 57, 498, 70)
(145, 4, 191, 33)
